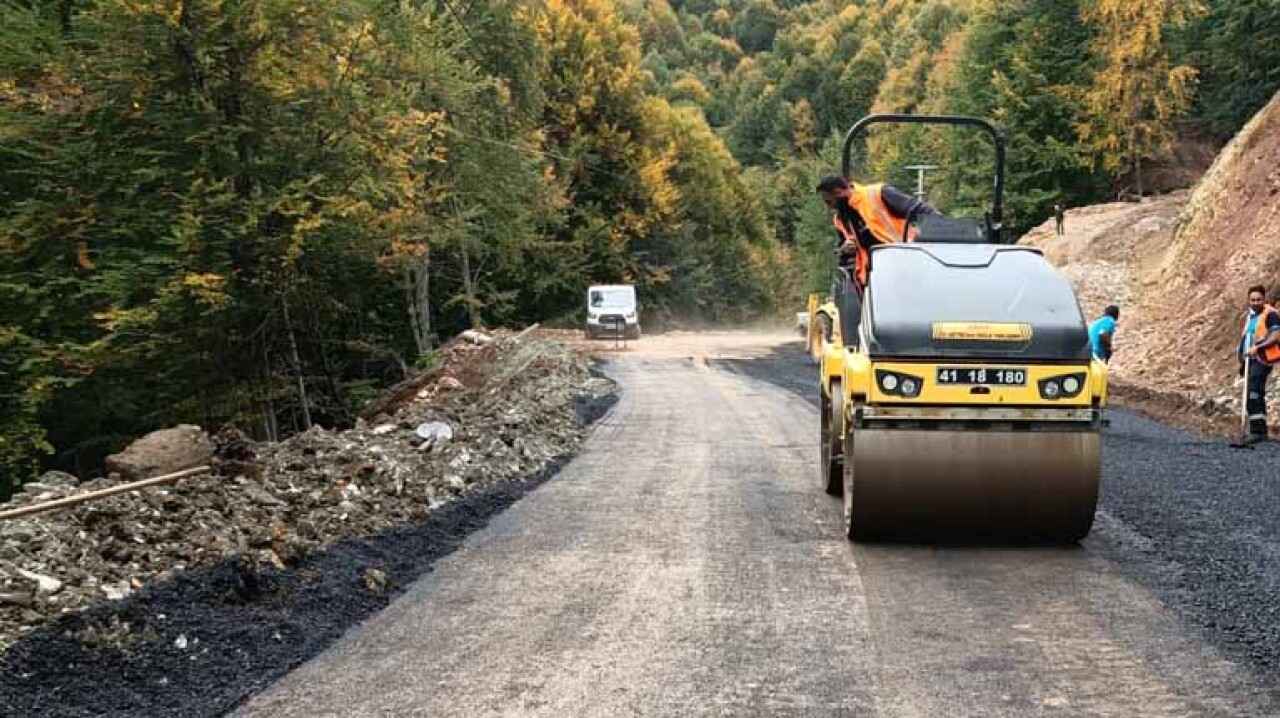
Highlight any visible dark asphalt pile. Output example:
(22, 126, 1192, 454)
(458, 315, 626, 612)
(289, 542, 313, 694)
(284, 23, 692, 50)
(718, 342, 1280, 684)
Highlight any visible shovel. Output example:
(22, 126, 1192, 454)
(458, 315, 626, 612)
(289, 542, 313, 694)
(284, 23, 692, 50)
(1229, 354, 1255, 449)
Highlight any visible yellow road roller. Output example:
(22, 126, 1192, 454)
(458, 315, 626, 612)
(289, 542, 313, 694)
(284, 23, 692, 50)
(820, 115, 1107, 542)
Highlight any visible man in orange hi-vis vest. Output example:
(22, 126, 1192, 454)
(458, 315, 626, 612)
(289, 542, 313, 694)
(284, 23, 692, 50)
(816, 175, 936, 293)
(1237, 284, 1280, 446)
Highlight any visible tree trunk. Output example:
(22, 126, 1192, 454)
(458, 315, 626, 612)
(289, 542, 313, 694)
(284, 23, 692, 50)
(405, 267, 425, 356)
(57, 0, 73, 35)
(259, 336, 279, 442)
(312, 310, 349, 425)
(281, 294, 313, 431)
(419, 248, 432, 351)
(404, 252, 433, 357)
(1128, 126, 1143, 199)
(460, 247, 479, 330)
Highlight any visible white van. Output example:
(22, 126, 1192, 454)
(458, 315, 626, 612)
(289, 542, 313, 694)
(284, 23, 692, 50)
(585, 284, 640, 339)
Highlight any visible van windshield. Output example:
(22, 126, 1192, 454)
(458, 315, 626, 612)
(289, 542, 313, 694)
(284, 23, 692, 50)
(590, 288, 634, 308)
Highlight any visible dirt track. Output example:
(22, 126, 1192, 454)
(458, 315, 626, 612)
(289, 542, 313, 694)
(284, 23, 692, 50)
(235, 333, 1280, 717)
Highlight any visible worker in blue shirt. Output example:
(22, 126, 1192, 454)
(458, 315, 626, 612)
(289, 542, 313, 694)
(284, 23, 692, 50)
(1089, 305, 1119, 363)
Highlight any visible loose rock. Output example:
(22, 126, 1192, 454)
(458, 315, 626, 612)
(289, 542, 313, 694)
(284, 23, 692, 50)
(105, 425, 215, 481)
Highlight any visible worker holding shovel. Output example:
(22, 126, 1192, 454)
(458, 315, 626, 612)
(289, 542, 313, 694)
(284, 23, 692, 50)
(1233, 285, 1280, 448)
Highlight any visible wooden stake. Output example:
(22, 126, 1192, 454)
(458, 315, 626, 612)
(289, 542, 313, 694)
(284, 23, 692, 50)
(0, 466, 213, 522)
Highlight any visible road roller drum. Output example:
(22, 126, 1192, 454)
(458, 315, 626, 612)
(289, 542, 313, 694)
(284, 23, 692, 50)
(843, 426, 1099, 541)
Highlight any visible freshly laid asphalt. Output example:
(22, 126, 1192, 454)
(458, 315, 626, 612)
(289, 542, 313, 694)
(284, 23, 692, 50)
(233, 336, 1280, 717)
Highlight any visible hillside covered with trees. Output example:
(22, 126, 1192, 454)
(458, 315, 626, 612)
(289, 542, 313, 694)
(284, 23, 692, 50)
(2, 0, 1277, 491)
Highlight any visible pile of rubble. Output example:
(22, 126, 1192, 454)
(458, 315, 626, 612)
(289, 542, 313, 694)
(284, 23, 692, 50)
(0, 331, 615, 655)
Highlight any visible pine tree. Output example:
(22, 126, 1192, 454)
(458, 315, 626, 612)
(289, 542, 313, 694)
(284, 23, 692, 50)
(1079, 0, 1203, 197)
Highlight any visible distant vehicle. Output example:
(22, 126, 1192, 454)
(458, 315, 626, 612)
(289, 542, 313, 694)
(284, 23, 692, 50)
(585, 284, 640, 340)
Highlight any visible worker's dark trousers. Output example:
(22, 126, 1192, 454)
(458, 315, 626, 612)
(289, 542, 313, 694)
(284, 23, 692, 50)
(1247, 360, 1272, 437)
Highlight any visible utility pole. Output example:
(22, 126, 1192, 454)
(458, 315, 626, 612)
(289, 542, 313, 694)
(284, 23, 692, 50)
(904, 164, 940, 202)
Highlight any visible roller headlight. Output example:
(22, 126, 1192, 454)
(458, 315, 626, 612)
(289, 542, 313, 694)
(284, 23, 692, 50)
(875, 370, 922, 398)
(1038, 372, 1087, 400)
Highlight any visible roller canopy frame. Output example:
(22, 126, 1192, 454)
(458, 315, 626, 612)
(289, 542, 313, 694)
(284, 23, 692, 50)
(840, 114, 1008, 244)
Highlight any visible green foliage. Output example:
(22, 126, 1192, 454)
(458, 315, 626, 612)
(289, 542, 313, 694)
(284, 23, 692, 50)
(0, 329, 55, 498)
(733, 0, 785, 53)
(1078, 0, 1202, 196)
(1181, 0, 1280, 137)
(0, 0, 795, 485)
(928, 0, 1106, 228)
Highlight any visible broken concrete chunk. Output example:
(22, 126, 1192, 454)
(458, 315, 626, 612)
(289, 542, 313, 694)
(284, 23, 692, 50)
(17, 569, 62, 595)
(101, 581, 133, 601)
(459, 329, 494, 345)
(415, 422, 453, 442)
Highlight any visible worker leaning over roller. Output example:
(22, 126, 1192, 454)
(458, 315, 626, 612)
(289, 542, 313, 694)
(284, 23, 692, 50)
(815, 175, 936, 293)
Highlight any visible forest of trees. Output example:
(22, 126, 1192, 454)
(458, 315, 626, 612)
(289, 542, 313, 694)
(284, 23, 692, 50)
(2, 0, 1277, 493)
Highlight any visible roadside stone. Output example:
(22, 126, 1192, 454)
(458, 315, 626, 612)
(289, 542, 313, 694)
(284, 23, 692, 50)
(0, 591, 34, 608)
(37, 471, 79, 488)
(242, 483, 286, 508)
(361, 567, 388, 594)
(105, 425, 215, 480)
(101, 581, 133, 601)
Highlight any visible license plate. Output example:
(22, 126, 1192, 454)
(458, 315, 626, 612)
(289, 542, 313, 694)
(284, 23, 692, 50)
(936, 367, 1027, 386)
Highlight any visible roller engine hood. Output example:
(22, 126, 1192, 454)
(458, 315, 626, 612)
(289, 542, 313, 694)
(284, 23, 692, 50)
(864, 244, 1090, 361)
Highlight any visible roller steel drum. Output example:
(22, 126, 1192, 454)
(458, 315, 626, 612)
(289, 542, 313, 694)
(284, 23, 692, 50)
(842, 429, 1099, 541)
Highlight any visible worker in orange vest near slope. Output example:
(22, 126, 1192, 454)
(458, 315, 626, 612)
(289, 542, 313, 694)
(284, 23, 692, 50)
(1237, 284, 1280, 446)
(816, 175, 936, 294)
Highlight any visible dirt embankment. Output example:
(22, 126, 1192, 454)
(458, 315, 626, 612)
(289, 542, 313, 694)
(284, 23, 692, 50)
(1022, 90, 1280, 437)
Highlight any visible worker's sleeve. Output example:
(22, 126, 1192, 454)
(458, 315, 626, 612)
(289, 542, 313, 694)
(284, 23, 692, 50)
(880, 185, 937, 220)
(1267, 313, 1280, 332)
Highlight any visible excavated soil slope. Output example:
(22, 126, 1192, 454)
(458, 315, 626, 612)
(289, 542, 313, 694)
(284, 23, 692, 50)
(1022, 90, 1280, 435)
